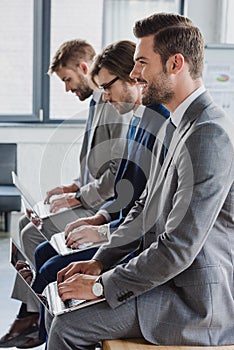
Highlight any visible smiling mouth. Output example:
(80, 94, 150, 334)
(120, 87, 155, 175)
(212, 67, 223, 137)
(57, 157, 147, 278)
(140, 83, 148, 95)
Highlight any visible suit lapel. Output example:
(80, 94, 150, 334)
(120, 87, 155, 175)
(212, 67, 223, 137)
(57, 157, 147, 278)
(144, 91, 214, 221)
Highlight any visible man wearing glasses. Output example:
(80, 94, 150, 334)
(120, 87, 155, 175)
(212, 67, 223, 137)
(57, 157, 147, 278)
(0, 39, 129, 349)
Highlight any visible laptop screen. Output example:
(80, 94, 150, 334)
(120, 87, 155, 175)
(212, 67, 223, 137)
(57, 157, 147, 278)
(10, 238, 51, 314)
(11, 171, 38, 215)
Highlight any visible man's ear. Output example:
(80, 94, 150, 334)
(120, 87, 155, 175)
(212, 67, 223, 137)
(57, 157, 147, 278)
(78, 61, 89, 75)
(169, 53, 184, 73)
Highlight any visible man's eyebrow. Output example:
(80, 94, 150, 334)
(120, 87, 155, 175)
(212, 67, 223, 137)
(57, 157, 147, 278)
(135, 56, 148, 62)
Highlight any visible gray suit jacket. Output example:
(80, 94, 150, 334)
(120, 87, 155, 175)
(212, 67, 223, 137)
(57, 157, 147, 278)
(78, 96, 130, 209)
(94, 91, 234, 346)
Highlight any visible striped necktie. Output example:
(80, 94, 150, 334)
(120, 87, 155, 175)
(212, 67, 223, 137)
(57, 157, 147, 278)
(127, 115, 140, 156)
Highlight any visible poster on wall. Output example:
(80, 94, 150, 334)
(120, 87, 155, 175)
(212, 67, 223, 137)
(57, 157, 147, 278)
(203, 44, 234, 120)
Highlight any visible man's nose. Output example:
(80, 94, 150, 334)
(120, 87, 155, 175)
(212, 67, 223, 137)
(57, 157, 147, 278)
(130, 63, 141, 80)
(65, 82, 70, 92)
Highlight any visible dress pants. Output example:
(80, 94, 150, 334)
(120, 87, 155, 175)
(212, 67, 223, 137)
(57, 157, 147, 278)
(11, 206, 97, 312)
(46, 297, 143, 350)
(33, 242, 99, 341)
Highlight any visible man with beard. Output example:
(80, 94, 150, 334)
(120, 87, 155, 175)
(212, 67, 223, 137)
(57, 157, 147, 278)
(0, 39, 129, 349)
(46, 12, 234, 349)
(18, 39, 169, 347)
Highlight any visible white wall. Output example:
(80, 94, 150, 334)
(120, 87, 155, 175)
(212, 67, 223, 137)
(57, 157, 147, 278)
(0, 124, 83, 203)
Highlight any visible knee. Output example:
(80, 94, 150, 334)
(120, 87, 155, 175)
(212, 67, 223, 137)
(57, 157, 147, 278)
(35, 241, 49, 270)
(35, 241, 57, 271)
(21, 222, 33, 245)
(19, 214, 30, 232)
(38, 258, 58, 285)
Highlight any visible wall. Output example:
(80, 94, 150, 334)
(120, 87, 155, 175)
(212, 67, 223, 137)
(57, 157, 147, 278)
(0, 124, 83, 203)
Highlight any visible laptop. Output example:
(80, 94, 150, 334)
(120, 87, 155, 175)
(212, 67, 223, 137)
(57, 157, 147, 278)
(31, 221, 106, 256)
(10, 238, 105, 316)
(12, 171, 106, 256)
(11, 171, 80, 219)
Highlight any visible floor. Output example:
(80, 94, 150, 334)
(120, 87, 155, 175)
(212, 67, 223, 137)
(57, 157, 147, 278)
(0, 214, 44, 350)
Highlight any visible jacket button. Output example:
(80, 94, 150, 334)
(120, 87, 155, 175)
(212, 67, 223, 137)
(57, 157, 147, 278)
(118, 296, 124, 302)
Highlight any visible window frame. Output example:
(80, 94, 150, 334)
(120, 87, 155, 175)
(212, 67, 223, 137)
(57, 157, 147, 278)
(0, 0, 185, 124)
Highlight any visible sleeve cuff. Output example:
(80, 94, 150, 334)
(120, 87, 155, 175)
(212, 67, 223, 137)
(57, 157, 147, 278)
(97, 209, 111, 223)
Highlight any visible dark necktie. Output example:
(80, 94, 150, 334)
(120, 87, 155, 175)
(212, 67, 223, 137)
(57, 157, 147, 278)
(117, 115, 140, 221)
(83, 98, 96, 184)
(163, 118, 176, 160)
(86, 98, 96, 142)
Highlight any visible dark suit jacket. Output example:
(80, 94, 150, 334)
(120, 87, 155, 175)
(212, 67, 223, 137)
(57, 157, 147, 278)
(78, 95, 130, 209)
(99, 104, 169, 230)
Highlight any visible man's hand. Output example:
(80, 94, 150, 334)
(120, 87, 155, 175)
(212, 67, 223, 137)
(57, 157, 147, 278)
(65, 214, 107, 238)
(26, 209, 42, 227)
(57, 260, 103, 284)
(15, 261, 33, 284)
(58, 273, 99, 301)
(65, 225, 106, 249)
(50, 193, 80, 213)
(25, 209, 33, 219)
(44, 183, 79, 204)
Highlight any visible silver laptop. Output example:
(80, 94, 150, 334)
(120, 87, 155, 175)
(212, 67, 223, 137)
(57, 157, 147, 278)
(31, 222, 105, 256)
(12, 171, 105, 256)
(10, 238, 105, 316)
(11, 171, 79, 219)
(49, 231, 106, 256)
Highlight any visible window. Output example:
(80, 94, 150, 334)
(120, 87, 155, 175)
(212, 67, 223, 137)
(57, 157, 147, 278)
(103, 0, 181, 46)
(226, 0, 234, 43)
(0, 0, 34, 120)
(49, 0, 104, 120)
(0, 0, 181, 123)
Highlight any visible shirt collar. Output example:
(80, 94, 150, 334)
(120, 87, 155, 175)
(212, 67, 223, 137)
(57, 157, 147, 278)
(92, 89, 102, 103)
(134, 104, 145, 119)
(171, 85, 206, 127)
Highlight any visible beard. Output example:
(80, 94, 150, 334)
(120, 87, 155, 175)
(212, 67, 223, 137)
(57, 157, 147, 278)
(76, 75, 93, 101)
(111, 83, 137, 114)
(142, 72, 174, 106)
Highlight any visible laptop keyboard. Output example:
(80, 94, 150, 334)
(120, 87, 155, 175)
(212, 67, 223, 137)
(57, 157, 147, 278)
(49, 281, 85, 312)
(51, 231, 93, 255)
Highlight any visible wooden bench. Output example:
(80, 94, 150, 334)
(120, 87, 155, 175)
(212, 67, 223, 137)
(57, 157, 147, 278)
(102, 339, 234, 350)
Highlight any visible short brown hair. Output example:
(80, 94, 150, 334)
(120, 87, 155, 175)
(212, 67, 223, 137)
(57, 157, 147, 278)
(153, 25, 204, 79)
(90, 40, 136, 86)
(48, 39, 96, 75)
(133, 12, 203, 79)
(133, 12, 193, 38)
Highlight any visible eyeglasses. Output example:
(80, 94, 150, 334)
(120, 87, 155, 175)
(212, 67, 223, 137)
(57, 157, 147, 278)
(99, 76, 119, 91)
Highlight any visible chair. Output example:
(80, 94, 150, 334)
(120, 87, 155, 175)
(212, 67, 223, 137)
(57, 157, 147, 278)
(0, 143, 21, 232)
(102, 339, 234, 350)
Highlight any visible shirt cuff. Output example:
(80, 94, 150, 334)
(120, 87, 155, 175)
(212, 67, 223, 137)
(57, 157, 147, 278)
(97, 209, 111, 223)
(73, 179, 81, 188)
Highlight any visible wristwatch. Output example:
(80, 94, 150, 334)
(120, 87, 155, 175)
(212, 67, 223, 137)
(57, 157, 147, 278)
(75, 190, 82, 202)
(92, 276, 104, 297)
(98, 225, 108, 240)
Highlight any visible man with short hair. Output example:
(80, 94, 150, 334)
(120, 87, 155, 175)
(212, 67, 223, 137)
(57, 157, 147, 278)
(0, 39, 129, 349)
(19, 39, 129, 264)
(46, 13, 234, 349)
(33, 39, 169, 286)
(26, 40, 168, 345)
